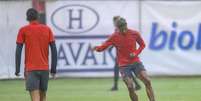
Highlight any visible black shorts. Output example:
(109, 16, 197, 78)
(120, 62, 146, 79)
(26, 70, 49, 91)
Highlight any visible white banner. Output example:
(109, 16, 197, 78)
(46, 0, 201, 77)
(46, 0, 139, 77)
(141, 1, 201, 75)
(0, 1, 31, 79)
(1, 0, 201, 79)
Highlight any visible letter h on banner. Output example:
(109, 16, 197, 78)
(68, 9, 83, 29)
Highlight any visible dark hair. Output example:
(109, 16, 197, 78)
(117, 18, 127, 33)
(26, 8, 38, 21)
(113, 16, 120, 22)
(117, 18, 127, 28)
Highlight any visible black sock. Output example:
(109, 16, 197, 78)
(113, 63, 119, 88)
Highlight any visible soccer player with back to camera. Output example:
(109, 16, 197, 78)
(110, 16, 141, 91)
(93, 17, 155, 101)
(15, 8, 57, 101)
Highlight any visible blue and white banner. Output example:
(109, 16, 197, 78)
(0, 0, 201, 79)
(46, 0, 139, 77)
(46, 0, 201, 77)
(141, 1, 201, 75)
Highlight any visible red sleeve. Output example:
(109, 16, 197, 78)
(95, 35, 115, 52)
(16, 28, 25, 44)
(134, 32, 145, 56)
(48, 27, 55, 43)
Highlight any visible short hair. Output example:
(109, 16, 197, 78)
(113, 16, 120, 22)
(26, 8, 38, 21)
(117, 18, 127, 33)
(116, 18, 127, 28)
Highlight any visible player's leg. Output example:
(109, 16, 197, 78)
(130, 63, 141, 90)
(138, 71, 155, 101)
(26, 71, 40, 101)
(124, 77, 138, 101)
(39, 71, 49, 101)
(134, 63, 155, 101)
(131, 74, 141, 90)
(111, 61, 119, 91)
(30, 90, 40, 101)
(120, 67, 138, 101)
(39, 91, 46, 101)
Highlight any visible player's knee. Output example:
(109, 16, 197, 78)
(140, 72, 151, 87)
(127, 82, 134, 89)
(127, 84, 135, 95)
(124, 76, 135, 88)
(39, 91, 46, 101)
(32, 98, 40, 101)
(128, 84, 133, 89)
(144, 78, 151, 87)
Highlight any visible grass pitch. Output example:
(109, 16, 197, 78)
(0, 77, 201, 101)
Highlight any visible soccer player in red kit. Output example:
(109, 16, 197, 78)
(93, 18, 155, 101)
(110, 16, 141, 91)
(15, 8, 57, 101)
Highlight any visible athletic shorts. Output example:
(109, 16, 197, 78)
(120, 62, 146, 79)
(25, 70, 49, 91)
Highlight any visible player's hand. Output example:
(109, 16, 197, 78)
(24, 72, 28, 80)
(129, 53, 135, 58)
(15, 72, 20, 77)
(51, 73, 56, 79)
(92, 46, 97, 51)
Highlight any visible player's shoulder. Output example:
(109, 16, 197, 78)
(128, 29, 140, 36)
(128, 29, 140, 34)
(106, 32, 117, 41)
(19, 24, 29, 32)
(38, 24, 51, 30)
(110, 32, 119, 38)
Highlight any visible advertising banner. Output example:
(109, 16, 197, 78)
(141, 1, 201, 75)
(46, 0, 139, 77)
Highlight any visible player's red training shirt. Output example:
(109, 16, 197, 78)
(95, 29, 145, 67)
(16, 21, 55, 72)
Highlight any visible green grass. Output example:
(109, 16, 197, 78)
(0, 77, 201, 101)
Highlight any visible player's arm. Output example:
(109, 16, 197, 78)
(15, 43, 23, 76)
(93, 35, 114, 52)
(134, 33, 146, 56)
(49, 42, 57, 76)
(108, 46, 114, 52)
(130, 33, 146, 57)
(48, 27, 57, 78)
(15, 28, 24, 76)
